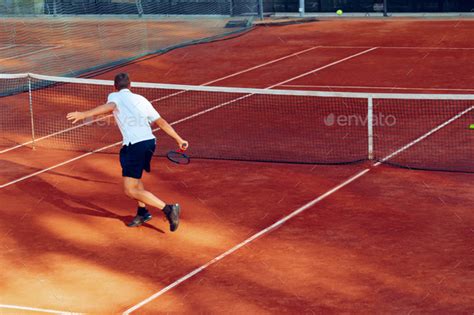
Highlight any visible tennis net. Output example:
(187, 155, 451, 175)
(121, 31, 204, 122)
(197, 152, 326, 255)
(1, 9, 253, 76)
(1, 73, 473, 172)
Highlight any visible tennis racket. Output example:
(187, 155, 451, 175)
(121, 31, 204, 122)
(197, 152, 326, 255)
(167, 144, 190, 165)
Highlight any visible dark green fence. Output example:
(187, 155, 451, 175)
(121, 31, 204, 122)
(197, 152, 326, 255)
(264, 0, 474, 14)
(0, 0, 259, 16)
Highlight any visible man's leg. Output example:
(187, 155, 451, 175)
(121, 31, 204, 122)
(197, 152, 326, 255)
(127, 180, 152, 227)
(123, 177, 166, 210)
(137, 180, 146, 208)
(123, 177, 180, 231)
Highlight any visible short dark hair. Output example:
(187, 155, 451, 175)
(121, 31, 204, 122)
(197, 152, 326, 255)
(114, 73, 130, 90)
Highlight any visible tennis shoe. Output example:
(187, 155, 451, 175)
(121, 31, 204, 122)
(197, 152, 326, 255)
(127, 213, 152, 227)
(164, 204, 180, 232)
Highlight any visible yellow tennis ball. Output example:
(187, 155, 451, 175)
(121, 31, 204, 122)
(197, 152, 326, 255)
(336, 9, 343, 15)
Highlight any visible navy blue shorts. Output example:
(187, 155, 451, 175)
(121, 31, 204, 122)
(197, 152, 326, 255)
(119, 139, 156, 179)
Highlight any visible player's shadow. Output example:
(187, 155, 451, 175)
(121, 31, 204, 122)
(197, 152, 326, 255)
(11, 168, 165, 234)
(49, 170, 116, 185)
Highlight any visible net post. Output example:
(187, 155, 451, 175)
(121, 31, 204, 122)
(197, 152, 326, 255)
(299, 0, 305, 17)
(136, 0, 144, 17)
(229, 0, 234, 16)
(28, 75, 36, 150)
(383, 0, 388, 17)
(367, 96, 374, 160)
(53, 0, 57, 16)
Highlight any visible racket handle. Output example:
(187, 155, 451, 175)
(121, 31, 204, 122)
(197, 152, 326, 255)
(179, 142, 188, 152)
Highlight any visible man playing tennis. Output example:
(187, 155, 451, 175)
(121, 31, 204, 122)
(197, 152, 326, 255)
(67, 73, 187, 232)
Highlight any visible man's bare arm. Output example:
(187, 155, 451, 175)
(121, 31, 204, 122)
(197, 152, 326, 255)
(155, 117, 188, 150)
(67, 102, 116, 124)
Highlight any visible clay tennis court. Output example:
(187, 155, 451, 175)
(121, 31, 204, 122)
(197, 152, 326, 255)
(1, 19, 473, 314)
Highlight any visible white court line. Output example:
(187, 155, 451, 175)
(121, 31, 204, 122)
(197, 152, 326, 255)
(280, 84, 474, 92)
(122, 168, 372, 314)
(0, 47, 376, 188)
(7, 44, 61, 47)
(0, 45, 320, 154)
(123, 97, 474, 314)
(0, 45, 15, 51)
(200, 46, 320, 86)
(377, 105, 474, 165)
(0, 141, 120, 189)
(269, 47, 378, 87)
(1, 45, 61, 61)
(0, 304, 81, 314)
(319, 45, 474, 50)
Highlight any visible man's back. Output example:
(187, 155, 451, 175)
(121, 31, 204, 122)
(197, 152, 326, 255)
(107, 89, 160, 145)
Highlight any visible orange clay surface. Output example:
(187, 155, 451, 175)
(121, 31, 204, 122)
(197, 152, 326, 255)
(1, 19, 474, 313)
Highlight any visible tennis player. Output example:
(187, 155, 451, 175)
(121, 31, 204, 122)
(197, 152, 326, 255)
(66, 73, 187, 232)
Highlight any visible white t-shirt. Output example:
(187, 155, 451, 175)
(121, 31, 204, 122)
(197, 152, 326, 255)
(107, 89, 160, 145)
